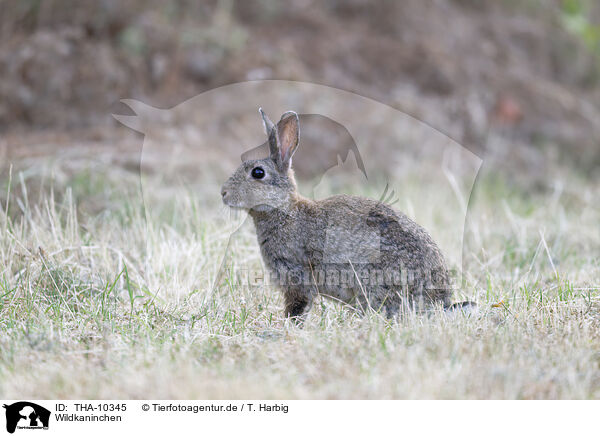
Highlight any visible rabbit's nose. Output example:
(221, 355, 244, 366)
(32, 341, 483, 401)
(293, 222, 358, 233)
(221, 188, 228, 198)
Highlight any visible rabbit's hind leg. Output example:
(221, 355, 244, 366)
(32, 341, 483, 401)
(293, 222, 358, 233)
(283, 289, 313, 326)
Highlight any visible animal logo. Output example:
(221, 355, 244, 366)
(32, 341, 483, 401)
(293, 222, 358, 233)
(3, 402, 50, 433)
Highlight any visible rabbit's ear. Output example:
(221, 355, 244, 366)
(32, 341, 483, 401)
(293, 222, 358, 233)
(274, 111, 300, 171)
(259, 108, 279, 163)
(259, 107, 275, 135)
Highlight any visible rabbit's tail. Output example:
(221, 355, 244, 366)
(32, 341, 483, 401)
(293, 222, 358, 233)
(444, 301, 477, 314)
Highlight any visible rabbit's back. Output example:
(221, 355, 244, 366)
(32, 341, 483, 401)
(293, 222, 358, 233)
(317, 194, 447, 272)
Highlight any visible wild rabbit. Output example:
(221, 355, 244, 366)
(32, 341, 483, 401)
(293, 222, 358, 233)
(221, 109, 473, 320)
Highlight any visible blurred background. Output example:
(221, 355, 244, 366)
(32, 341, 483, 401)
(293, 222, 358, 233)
(1, 0, 599, 180)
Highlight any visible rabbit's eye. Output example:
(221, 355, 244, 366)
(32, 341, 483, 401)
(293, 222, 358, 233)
(251, 167, 265, 179)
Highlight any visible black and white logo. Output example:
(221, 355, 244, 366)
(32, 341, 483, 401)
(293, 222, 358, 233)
(3, 402, 50, 434)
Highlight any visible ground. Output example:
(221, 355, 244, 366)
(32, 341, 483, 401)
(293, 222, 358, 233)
(0, 132, 598, 399)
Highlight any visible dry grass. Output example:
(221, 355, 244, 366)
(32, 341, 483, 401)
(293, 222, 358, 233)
(0, 141, 599, 400)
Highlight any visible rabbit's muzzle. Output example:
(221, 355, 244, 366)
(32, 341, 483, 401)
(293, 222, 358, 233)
(220, 186, 236, 207)
(221, 179, 243, 208)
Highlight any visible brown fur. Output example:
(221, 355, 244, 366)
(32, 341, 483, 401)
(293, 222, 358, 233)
(221, 109, 458, 320)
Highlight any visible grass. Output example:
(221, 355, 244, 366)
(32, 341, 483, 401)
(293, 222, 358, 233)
(0, 145, 599, 399)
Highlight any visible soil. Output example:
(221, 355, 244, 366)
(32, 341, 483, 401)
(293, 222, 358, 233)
(1, 1, 599, 175)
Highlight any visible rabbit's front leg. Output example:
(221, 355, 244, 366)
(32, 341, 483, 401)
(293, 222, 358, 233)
(283, 288, 313, 325)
